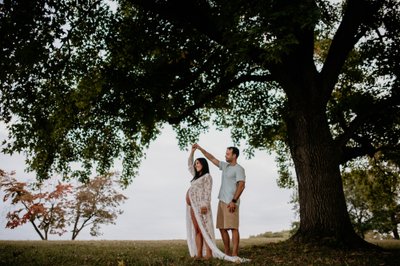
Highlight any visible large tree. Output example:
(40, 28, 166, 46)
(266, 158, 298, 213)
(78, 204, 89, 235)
(1, 0, 399, 246)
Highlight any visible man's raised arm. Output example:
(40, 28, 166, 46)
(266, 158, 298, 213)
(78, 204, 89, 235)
(194, 144, 220, 167)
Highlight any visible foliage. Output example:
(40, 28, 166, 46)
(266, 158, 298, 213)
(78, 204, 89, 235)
(0, 169, 73, 240)
(0, 239, 399, 266)
(342, 156, 400, 239)
(1, 0, 400, 244)
(0, 170, 127, 240)
(70, 172, 128, 240)
(1, 0, 398, 185)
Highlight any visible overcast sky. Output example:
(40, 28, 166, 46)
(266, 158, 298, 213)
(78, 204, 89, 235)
(0, 123, 295, 240)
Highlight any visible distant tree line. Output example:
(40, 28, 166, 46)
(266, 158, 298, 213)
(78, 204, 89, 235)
(0, 170, 127, 240)
(249, 230, 291, 239)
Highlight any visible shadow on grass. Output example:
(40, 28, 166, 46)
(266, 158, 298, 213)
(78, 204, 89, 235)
(240, 239, 400, 266)
(0, 239, 399, 265)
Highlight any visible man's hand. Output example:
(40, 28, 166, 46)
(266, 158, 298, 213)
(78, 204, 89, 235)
(227, 202, 236, 213)
(193, 143, 220, 167)
(191, 144, 197, 152)
(200, 206, 208, 214)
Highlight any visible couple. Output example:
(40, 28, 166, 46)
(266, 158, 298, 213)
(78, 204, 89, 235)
(186, 144, 249, 263)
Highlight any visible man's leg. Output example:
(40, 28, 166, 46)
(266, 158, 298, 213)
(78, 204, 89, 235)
(232, 229, 240, 256)
(219, 229, 231, 256)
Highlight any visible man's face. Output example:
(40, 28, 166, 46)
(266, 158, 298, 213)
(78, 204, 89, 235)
(225, 149, 235, 163)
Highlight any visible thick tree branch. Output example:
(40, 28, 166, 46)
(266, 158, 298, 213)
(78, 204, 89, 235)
(335, 93, 400, 148)
(320, 0, 383, 97)
(341, 143, 400, 164)
(335, 89, 400, 163)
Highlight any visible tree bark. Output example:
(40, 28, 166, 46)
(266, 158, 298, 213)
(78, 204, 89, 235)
(391, 213, 399, 240)
(29, 220, 45, 240)
(71, 210, 80, 240)
(393, 227, 399, 240)
(285, 100, 370, 248)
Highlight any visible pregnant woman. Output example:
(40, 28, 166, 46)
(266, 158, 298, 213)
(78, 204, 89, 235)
(186, 145, 213, 259)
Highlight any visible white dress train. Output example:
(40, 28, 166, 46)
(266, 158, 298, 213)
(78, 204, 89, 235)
(186, 155, 250, 263)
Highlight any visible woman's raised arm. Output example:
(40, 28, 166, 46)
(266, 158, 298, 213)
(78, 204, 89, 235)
(188, 145, 196, 177)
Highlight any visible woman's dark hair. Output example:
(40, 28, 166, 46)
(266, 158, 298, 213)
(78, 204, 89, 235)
(192, 158, 210, 181)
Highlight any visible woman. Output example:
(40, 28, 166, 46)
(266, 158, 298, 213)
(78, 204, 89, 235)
(186, 145, 249, 263)
(186, 145, 213, 259)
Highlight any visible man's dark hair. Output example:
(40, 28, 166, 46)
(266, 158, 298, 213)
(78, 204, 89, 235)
(227, 146, 240, 158)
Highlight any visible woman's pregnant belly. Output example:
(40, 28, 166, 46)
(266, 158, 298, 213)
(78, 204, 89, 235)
(186, 190, 191, 206)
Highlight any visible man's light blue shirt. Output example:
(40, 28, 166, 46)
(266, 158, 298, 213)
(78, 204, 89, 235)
(218, 161, 246, 205)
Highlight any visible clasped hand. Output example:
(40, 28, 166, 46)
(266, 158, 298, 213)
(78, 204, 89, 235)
(227, 202, 236, 213)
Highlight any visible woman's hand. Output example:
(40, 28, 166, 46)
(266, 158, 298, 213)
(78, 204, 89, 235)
(200, 206, 208, 214)
(227, 202, 236, 213)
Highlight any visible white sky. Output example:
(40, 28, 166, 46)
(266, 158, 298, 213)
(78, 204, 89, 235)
(0, 123, 295, 240)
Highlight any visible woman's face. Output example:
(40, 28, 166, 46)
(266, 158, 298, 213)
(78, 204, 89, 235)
(195, 160, 203, 173)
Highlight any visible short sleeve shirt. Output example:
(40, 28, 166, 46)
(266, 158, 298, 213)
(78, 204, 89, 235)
(218, 161, 246, 205)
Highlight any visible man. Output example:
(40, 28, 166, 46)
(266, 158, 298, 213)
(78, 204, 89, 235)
(194, 144, 246, 257)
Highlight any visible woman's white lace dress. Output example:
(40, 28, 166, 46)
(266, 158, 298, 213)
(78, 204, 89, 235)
(186, 155, 249, 263)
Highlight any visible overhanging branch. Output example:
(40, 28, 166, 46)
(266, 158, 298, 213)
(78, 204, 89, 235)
(335, 93, 400, 148)
(167, 74, 273, 125)
(337, 93, 400, 163)
(129, 0, 273, 70)
(341, 143, 400, 164)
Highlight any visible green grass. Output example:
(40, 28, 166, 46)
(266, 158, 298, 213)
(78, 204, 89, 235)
(0, 238, 399, 265)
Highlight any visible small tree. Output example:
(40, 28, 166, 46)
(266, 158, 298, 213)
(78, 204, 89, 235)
(342, 168, 374, 239)
(0, 170, 73, 240)
(342, 157, 400, 239)
(369, 159, 400, 240)
(70, 173, 128, 240)
(1, 170, 128, 240)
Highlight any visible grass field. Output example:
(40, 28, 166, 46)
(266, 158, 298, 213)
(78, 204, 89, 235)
(1, 238, 399, 265)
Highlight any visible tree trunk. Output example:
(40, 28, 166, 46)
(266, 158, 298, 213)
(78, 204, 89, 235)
(71, 211, 80, 240)
(30, 220, 45, 240)
(393, 228, 399, 240)
(285, 103, 369, 247)
(391, 213, 399, 240)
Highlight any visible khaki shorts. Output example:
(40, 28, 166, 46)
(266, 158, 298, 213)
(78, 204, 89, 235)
(216, 201, 239, 229)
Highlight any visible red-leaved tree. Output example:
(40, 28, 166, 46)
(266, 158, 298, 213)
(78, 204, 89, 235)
(1, 170, 128, 240)
(70, 173, 128, 240)
(0, 169, 73, 240)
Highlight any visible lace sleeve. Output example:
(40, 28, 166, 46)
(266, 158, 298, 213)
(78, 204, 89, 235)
(188, 153, 195, 177)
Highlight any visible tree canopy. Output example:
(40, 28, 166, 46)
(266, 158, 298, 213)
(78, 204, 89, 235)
(1, 0, 400, 245)
(1, 0, 399, 184)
